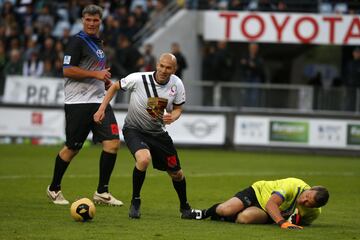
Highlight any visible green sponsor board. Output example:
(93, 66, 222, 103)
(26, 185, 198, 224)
(347, 124, 360, 145)
(270, 121, 309, 143)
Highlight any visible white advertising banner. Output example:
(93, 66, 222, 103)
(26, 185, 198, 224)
(3, 76, 64, 105)
(0, 108, 65, 138)
(234, 115, 360, 149)
(204, 11, 360, 45)
(166, 114, 226, 145)
(309, 119, 347, 147)
(234, 116, 269, 145)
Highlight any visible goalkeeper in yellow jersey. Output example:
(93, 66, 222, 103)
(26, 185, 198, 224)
(187, 178, 329, 229)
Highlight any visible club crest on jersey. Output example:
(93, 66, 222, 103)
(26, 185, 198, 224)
(169, 85, 177, 96)
(96, 49, 105, 58)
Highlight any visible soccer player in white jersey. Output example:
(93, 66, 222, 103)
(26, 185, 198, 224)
(94, 53, 199, 219)
(46, 4, 123, 206)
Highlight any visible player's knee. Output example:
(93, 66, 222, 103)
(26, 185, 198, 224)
(169, 170, 184, 181)
(236, 211, 253, 224)
(136, 155, 151, 168)
(216, 204, 233, 216)
(103, 139, 120, 153)
(59, 146, 79, 161)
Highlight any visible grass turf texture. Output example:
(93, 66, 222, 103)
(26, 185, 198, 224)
(0, 144, 359, 240)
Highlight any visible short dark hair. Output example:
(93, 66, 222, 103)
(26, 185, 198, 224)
(82, 4, 103, 18)
(311, 186, 329, 208)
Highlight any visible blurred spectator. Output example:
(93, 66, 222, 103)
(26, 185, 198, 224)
(0, 40, 6, 97)
(41, 59, 54, 77)
(24, 38, 39, 60)
(22, 50, 44, 77)
(113, 35, 143, 78)
(41, 36, 55, 62)
(343, 47, 360, 110)
(201, 43, 217, 81)
(132, 5, 148, 28)
(4, 48, 22, 75)
(345, 47, 360, 88)
(228, 0, 244, 11)
(212, 40, 234, 82)
(53, 58, 63, 78)
(277, 0, 287, 11)
(123, 14, 141, 41)
(239, 42, 265, 107)
(54, 40, 64, 60)
(171, 42, 188, 79)
(142, 43, 156, 71)
(35, 5, 55, 30)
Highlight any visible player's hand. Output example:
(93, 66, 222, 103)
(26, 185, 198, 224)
(96, 68, 111, 81)
(163, 112, 173, 125)
(279, 221, 303, 230)
(93, 110, 105, 124)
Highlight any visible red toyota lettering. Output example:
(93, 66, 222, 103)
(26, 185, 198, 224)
(241, 14, 265, 41)
(323, 16, 342, 44)
(294, 16, 319, 44)
(219, 12, 238, 40)
(344, 17, 360, 44)
(271, 14, 290, 42)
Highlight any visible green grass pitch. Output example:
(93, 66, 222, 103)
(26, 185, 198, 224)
(0, 144, 359, 240)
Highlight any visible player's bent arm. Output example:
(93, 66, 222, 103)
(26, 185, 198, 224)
(265, 194, 285, 224)
(266, 194, 303, 230)
(63, 66, 111, 81)
(163, 105, 182, 125)
(94, 81, 120, 123)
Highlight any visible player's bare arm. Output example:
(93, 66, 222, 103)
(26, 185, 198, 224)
(64, 66, 111, 81)
(94, 81, 120, 124)
(163, 105, 182, 125)
(266, 194, 303, 229)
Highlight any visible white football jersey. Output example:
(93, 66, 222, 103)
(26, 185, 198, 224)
(120, 71, 186, 133)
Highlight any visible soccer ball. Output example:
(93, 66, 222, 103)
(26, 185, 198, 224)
(70, 198, 96, 222)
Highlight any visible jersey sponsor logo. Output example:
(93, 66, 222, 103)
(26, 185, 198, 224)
(96, 49, 105, 58)
(111, 124, 119, 135)
(63, 55, 71, 64)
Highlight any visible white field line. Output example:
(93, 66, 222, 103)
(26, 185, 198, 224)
(0, 171, 358, 180)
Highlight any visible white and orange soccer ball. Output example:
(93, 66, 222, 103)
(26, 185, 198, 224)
(70, 198, 96, 222)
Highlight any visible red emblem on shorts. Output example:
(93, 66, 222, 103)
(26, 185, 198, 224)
(110, 124, 119, 135)
(167, 155, 177, 168)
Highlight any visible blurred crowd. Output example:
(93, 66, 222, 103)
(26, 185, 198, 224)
(0, 0, 359, 100)
(0, 0, 172, 96)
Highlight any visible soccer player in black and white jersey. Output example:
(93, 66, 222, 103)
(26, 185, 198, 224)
(94, 53, 199, 219)
(46, 5, 123, 206)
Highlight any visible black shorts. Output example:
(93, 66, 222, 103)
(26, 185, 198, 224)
(123, 127, 181, 172)
(65, 103, 119, 150)
(235, 186, 273, 223)
(234, 186, 262, 209)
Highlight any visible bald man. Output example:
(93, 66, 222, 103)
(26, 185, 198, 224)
(94, 53, 198, 219)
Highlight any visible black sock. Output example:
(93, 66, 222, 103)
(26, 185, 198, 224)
(132, 167, 146, 199)
(49, 154, 70, 191)
(172, 178, 189, 210)
(97, 151, 117, 193)
(204, 203, 221, 220)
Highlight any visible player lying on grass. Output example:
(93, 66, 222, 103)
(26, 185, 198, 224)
(187, 177, 329, 229)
